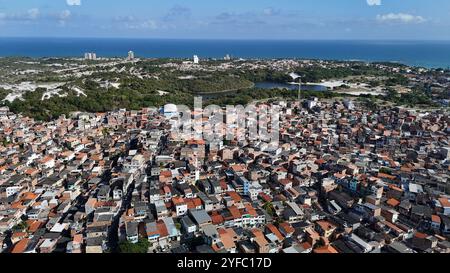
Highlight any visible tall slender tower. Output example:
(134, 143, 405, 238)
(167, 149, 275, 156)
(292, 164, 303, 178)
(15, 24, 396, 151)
(289, 72, 302, 103)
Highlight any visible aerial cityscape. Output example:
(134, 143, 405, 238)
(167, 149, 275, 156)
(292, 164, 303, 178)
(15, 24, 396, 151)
(0, 0, 450, 257)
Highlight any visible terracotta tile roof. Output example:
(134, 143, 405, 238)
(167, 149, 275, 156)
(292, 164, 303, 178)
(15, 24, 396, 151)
(228, 206, 242, 219)
(300, 242, 312, 250)
(12, 232, 27, 239)
(11, 238, 29, 253)
(193, 198, 202, 207)
(40, 156, 54, 164)
(145, 222, 159, 238)
(414, 232, 428, 239)
(187, 139, 206, 145)
(386, 198, 400, 207)
(279, 222, 295, 234)
(313, 245, 339, 254)
(156, 220, 169, 237)
(259, 192, 272, 203)
(378, 173, 397, 181)
(11, 202, 26, 209)
(172, 197, 185, 206)
(28, 220, 44, 233)
(278, 178, 292, 186)
(439, 198, 450, 208)
(96, 201, 117, 208)
(431, 215, 441, 223)
(251, 228, 269, 247)
(24, 168, 39, 176)
(388, 184, 403, 192)
(383, 221, 403, 233)
(316, 220, 336, 232)
(227, 191, 242, 203)
(211, 212, 225, 225)
(160, 170, 172, 178)
(250, 228, 263, 238)
(315, 159, 326, 165)
(185, 198, 202, 209)
(218, 228, 236, 250)
(266, 224, 284, 241)
(243, 203, 258, 217)
(219, 181, 228, 190)
(230, 164, 246, 173)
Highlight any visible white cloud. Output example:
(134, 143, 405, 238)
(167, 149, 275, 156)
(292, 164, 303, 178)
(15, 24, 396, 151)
(114, 15, 137, 23)
(163, 5, 191, 21)
(124, 19, 159, 30)
(141, 20, 158, 30)
(27, 8, 40, 19)
(0, 8, 41, 20)
(0, 8, 75, 25)
(66, 0, 81, 6)
(59, 10, 71, 26)
(59, 10, 72, 20)
(263, 8, 281, 16)
(377, 13, 426, 24)
(367, 0, 381, 6)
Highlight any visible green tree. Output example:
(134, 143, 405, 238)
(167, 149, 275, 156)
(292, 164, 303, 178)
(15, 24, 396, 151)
(12, 221, 28, 232)
(263, 202, 275, 217)
(118, 238, 150, 253)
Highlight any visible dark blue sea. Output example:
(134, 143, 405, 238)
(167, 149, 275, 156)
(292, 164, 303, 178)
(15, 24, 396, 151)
(1, 37, 450, 68)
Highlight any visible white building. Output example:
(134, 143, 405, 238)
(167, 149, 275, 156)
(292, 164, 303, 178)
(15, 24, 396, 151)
(343, 99, 355, 110)
(175, 200, 188, 216)
(84, 52, 97, 60)
(193, 55, 199, 64)
(128, 51, 135, 60)
(247, 181, 263, 201)
(6, 186, 22, 198)
(113, 189, 123, 201)
(306, 98, 318, 109)
(124, 154, 146, 173)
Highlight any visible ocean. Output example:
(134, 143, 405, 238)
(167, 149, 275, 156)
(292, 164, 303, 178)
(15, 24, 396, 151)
(1, 37, 450, 68)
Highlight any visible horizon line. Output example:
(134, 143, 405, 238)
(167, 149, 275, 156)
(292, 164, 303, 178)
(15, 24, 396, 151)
(2, 36, 450, 42)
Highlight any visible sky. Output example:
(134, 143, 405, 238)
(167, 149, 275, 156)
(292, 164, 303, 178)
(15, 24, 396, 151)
(0, 0, 449, 40)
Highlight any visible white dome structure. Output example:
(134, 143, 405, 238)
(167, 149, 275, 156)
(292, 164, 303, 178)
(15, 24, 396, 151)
(164, 104, 177, 113)
(163, 104, 178, 118)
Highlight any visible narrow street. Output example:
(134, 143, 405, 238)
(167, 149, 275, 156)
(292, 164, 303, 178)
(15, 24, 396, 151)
(107, 181, 135, 253)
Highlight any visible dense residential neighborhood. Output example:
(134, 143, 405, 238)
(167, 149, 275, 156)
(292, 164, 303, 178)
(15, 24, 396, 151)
(1, 96, 449, 254)
(2, 2, 450, 272)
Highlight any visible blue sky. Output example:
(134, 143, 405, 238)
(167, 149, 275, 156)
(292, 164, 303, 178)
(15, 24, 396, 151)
(0, 0, 449, 39)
